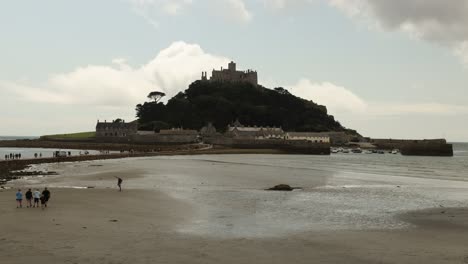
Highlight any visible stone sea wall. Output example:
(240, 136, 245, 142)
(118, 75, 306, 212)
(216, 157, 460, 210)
(0, 140, 194, 151)
(400, 143, 454, 157)
(204, 137, 330, 155)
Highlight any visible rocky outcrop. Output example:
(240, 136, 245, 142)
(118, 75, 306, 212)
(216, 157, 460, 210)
(266, 184, 302, 191)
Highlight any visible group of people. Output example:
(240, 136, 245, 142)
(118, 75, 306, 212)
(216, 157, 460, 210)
(4, 153, 22, 160)
(4, 153, 43, 160)
(15, 188, 51, 209)
(14, 178, 121, 209)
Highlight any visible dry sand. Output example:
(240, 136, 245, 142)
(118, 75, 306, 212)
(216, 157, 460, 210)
(1, 187, 468, 264)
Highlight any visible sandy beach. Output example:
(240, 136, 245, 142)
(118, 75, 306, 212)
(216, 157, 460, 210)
(2, 154, 468, 263)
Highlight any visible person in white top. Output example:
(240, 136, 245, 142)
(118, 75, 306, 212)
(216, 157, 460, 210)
(33, 189, 41, 208)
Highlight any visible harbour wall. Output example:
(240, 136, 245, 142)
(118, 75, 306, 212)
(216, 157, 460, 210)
(204, 137, 330, 155)
(400, 143, 454, 157)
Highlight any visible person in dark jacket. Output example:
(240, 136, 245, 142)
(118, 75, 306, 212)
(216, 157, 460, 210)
(42, 187, 51, 208)
(25, 189, 33, 208)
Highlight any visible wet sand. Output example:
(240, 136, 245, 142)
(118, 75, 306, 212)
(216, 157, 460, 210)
(2, 188, 468, 263)
(2, 155, 468, 263)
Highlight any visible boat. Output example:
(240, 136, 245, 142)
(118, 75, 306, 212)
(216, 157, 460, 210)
(351, 148, 363, 154)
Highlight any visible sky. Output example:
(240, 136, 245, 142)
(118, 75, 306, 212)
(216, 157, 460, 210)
(1, 0, 467, 141)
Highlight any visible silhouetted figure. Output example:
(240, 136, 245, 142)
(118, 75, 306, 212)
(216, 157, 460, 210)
(115, 177, 123, 192)
(42, 188, 51, 208)
(34, 153, 38, 158)
(25, 189, 33, 208)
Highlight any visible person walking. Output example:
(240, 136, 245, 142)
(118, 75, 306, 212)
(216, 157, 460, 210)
(42, 187, 51, 208)
(16, 189, 23, 208)
(25, 188, 33, 208)
(115, 177, 123, 192)
(33, 189, 41, 208)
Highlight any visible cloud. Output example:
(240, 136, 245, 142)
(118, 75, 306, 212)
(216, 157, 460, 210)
(288, 79, 368, 115)
(328, 0, 468, 65)
(285, 78, 468, 119)
(262, 1, 468, 66)
(128, 0, 251, 26)
(3, 41, 229, 107)
(129, 0, 193, 16)
(262, 0, 315, 10)
(217, 0, 252, 23)
(128, 0, 193, 28)
(368, 102, 468, 116)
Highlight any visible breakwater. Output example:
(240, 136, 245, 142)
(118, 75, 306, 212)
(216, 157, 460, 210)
(370, 138, 453, 156)
(401, 143, 454, 157)
(0, 140, 196, 152)
(204, 137, 331, 155)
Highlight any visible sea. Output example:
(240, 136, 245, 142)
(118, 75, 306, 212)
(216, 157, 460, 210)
(0, 136, 99, 159)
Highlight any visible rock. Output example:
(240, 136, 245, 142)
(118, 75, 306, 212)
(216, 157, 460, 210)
(266, 184, 294, 191)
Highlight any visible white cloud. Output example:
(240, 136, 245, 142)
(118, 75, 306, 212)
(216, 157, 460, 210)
(3, 41, 229, 107)
(128, 0, 252, 26)
(285, 78, 468, 119)
(129, 0, 193, 16)
(128, 0, 193, 28)
(220, 0, 252, 23)
(288, 79, 368, 115)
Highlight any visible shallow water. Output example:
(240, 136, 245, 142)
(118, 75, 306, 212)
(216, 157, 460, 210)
(7, 143, 468, 238)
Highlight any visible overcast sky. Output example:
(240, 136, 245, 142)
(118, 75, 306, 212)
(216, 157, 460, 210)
(1, 0, 467, 141)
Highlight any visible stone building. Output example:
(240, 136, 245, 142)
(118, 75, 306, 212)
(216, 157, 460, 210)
(96, 120, 138, 138)
(201, 61, 258, 86)
(225, 120, 284, 139)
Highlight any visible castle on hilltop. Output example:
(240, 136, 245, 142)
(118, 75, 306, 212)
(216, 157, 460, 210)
(201, 61, 258, 86)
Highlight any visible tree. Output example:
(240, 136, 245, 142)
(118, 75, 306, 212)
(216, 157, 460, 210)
(274, 87, 290, 95)
(147, 91, 166, 103)
(135, 80, 358, 135)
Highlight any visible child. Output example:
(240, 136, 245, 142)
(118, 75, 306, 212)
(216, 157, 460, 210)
(16, 189, 23, 208)
(25, 188, 33, 208)
(33, 189, 41, 208)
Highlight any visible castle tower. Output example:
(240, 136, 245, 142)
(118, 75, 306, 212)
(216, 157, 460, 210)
(228, 61, 236, 72)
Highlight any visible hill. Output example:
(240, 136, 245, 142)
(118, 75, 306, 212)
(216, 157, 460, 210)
(136, 81, 358, 134)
